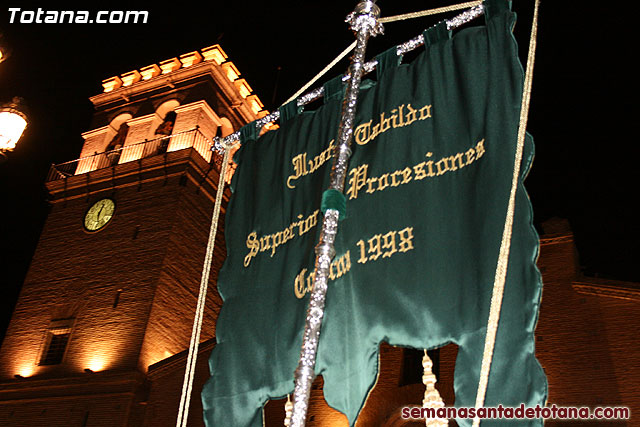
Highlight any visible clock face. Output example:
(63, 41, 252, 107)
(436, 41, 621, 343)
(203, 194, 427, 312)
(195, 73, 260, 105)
(84, 198, 116, 232)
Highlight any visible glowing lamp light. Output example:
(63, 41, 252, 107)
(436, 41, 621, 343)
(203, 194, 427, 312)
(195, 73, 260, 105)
(159, 58, 181, 74)
(140, 64, 161, 80)
(86, 357, 106, 372)
(0, 36, 9, 65)
(222, 62, 240, 82)
(17, 365, 35, 378)
(234, 79, 252, 98)
(179, 51, 203, 68)
(247, 95, 263, 115)
(102, 76, 123, 93)
(0, 97, 28, 157)
(201, 44, 227, 65)
(120, 70, 141, 87)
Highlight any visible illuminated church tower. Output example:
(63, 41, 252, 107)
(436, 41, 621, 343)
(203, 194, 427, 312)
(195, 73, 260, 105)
(0, 45, 266, 426)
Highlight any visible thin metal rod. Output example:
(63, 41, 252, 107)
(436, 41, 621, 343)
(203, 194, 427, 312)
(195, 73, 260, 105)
(212, 4, 484, 152)
(288, 2, 383, 426)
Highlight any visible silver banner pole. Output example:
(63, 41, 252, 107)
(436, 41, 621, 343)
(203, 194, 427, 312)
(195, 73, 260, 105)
(289, 1, 383, 426)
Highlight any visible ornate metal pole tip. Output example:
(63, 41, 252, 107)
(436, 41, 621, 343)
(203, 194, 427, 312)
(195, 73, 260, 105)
(354, 0, 379, 16)
(346, 0, 384, 36)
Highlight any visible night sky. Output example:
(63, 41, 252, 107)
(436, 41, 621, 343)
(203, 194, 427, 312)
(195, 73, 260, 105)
(0, 1, 636, 343)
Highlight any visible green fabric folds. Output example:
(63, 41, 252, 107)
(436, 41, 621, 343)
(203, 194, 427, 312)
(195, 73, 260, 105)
(375, 45, 402, 80)
(278, 99, 302, 125)
(323, 74, 346, 104)
(239, 120, 258, 144)
(202, 1, 546, 425)
(422, 21, 450, 47)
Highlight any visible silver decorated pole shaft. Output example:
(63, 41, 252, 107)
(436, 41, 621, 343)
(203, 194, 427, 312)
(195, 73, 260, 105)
(289, 2, 383, 426)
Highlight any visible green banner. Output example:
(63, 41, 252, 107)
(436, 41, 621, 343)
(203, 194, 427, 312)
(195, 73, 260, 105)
(202, 1, 546, 425)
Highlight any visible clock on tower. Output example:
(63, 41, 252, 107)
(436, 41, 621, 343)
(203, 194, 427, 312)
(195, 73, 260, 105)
(83, 198, 116, 232)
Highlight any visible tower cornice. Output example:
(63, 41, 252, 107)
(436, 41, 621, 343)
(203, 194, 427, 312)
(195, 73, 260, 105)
(89, 44, 265, 125)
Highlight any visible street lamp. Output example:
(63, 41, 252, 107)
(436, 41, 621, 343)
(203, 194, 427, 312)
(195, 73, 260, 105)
(0, 97, 28, 162)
